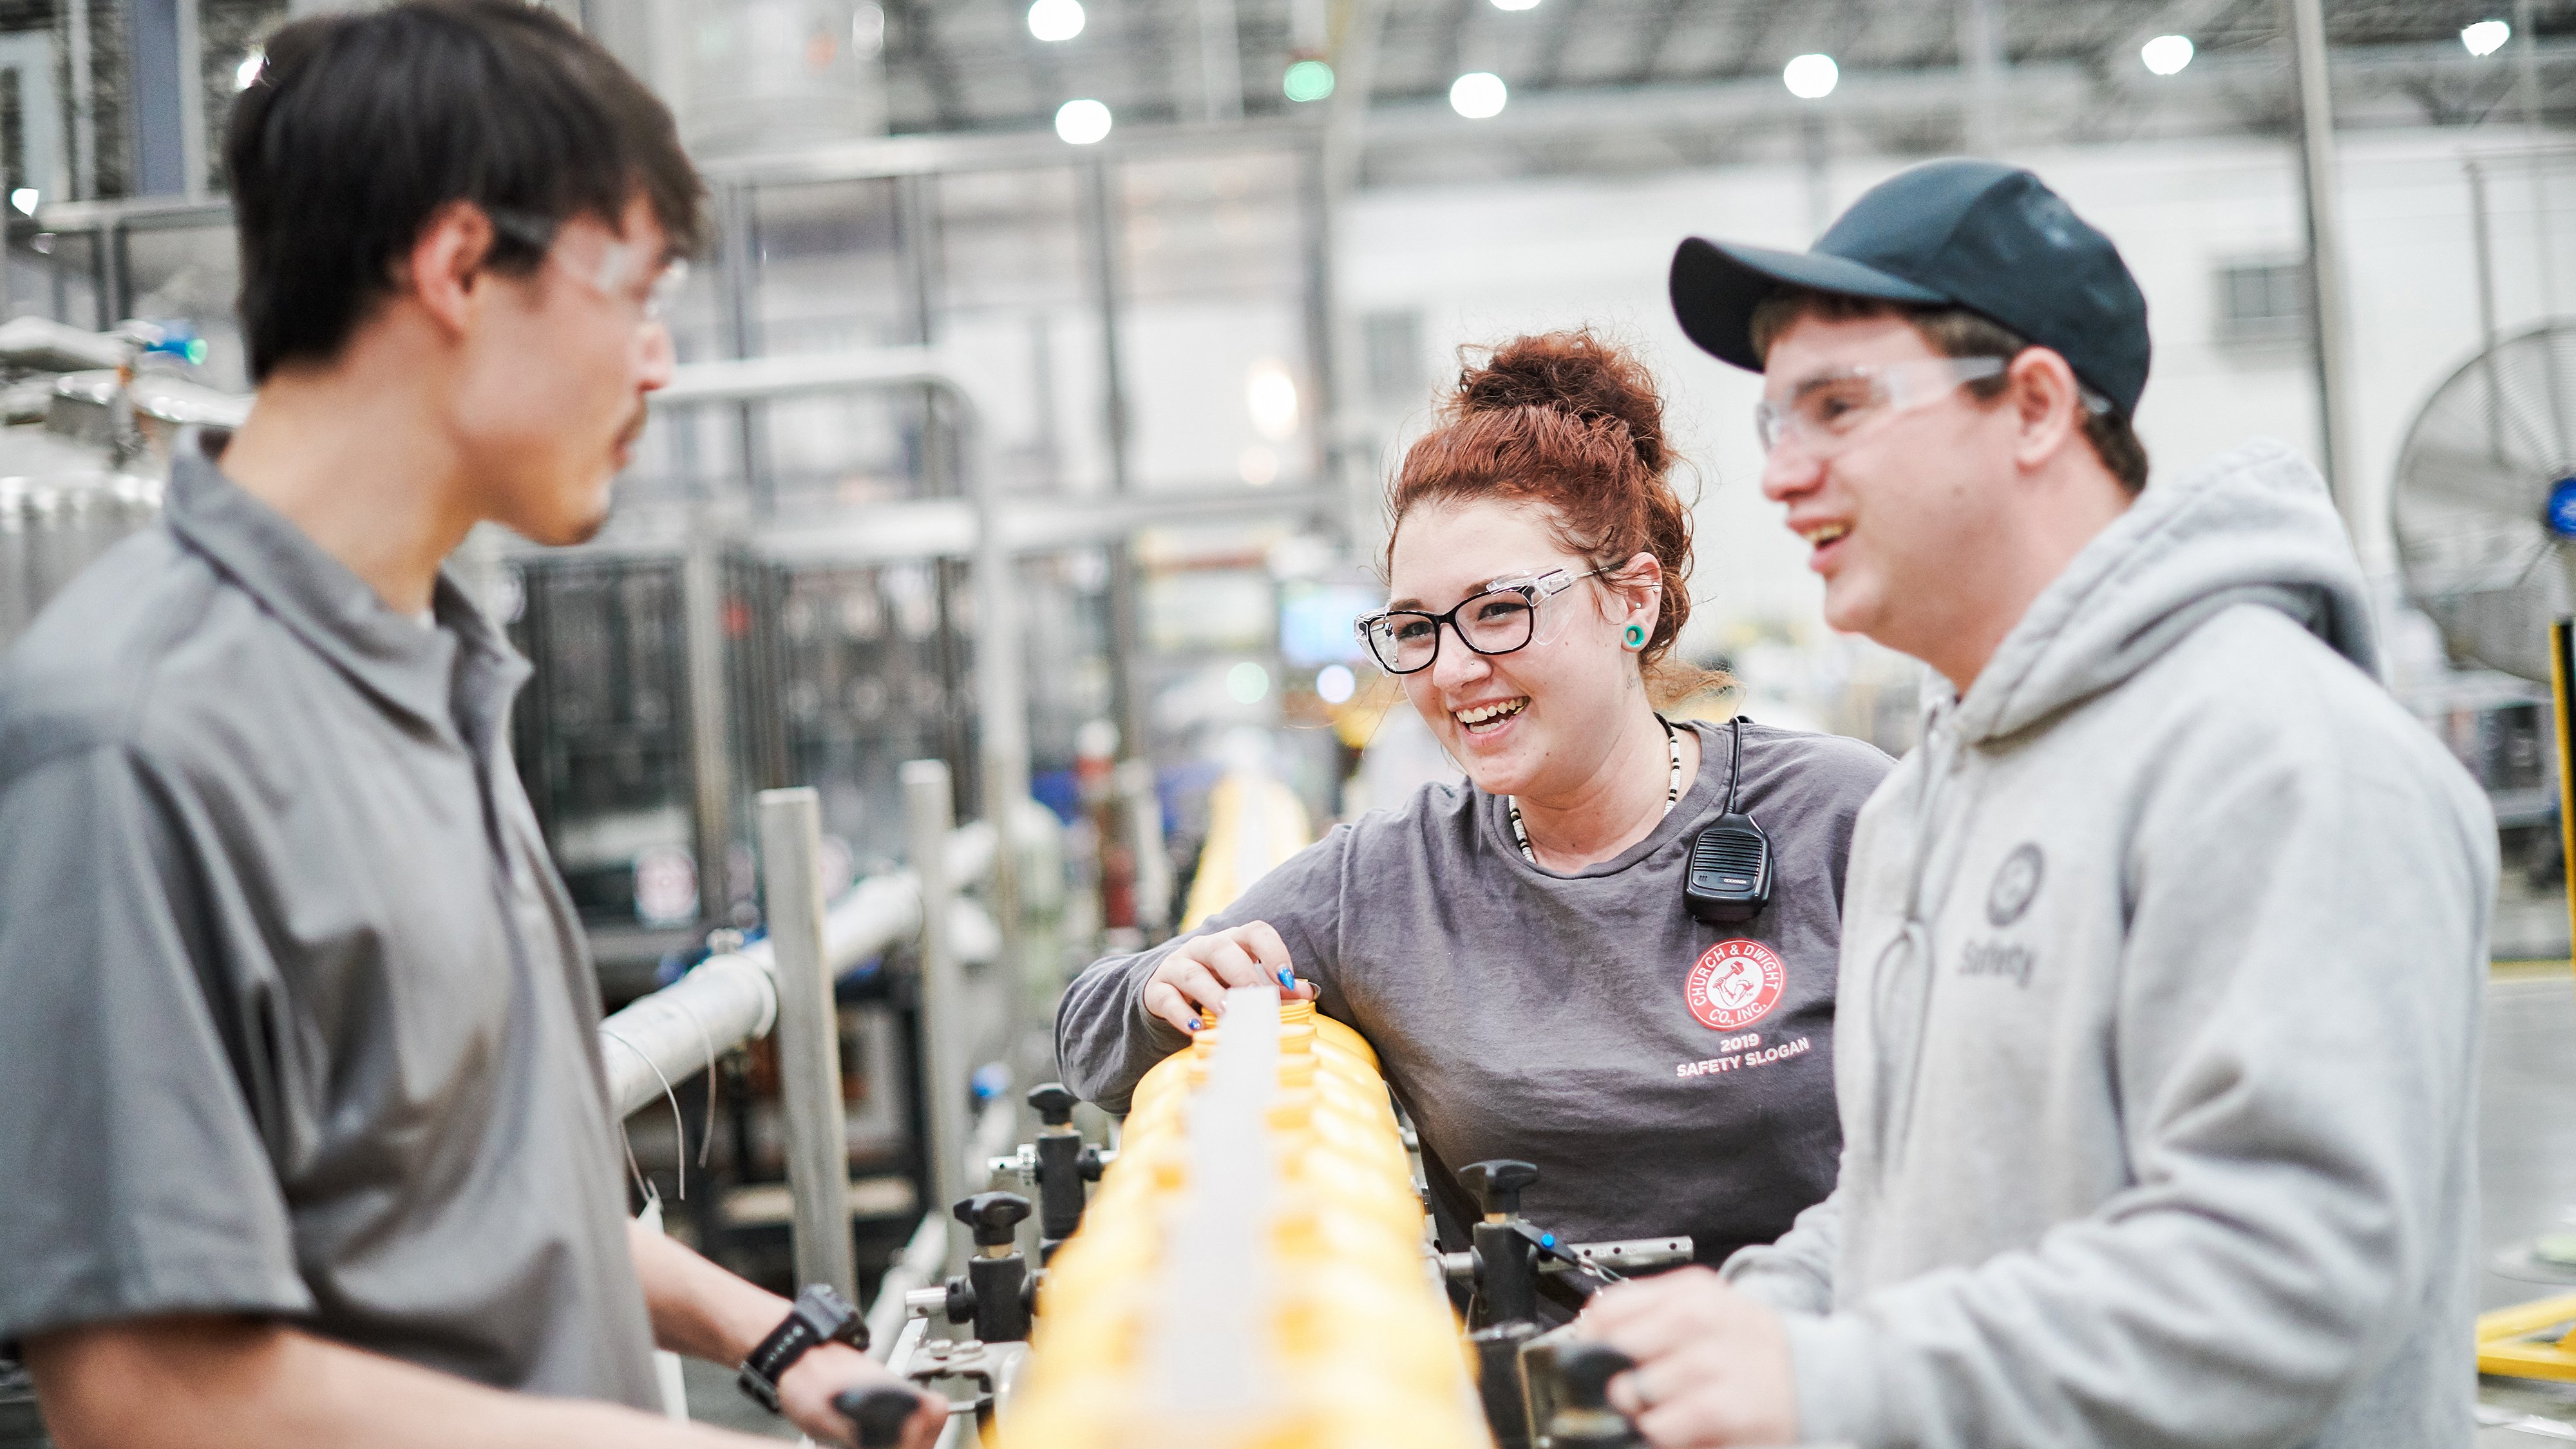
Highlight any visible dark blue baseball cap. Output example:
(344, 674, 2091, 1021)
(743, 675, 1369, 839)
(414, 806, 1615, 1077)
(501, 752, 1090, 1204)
(1670, 158, 2151, 417)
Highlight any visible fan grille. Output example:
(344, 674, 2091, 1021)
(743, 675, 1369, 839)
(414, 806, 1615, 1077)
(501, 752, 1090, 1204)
(2391, 320, 2576, 683)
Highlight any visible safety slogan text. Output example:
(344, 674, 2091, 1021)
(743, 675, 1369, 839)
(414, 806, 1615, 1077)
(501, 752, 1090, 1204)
(1676, 1033, 1812, 1079)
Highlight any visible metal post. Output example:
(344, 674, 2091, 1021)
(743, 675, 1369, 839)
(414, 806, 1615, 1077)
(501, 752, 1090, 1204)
(2282, 0, 2359, 531)
(1800, 113, 1832, 241)
(716, 181, 768, 514)
(124, 0, 187, 196)
(175, 0, 206, 200)
(2517, 0, 2570, 460)
(1957, 0, 2002, 156)
(903, 759, 971, 1261)
(681, 535, 735, 925)
(1196, 0, 1244, 122)
(65, 0, 93, 202)
(757, 787, 856, 1300)
(2468, 162, 2504, 466)
(966, 414, 1028, 1063)
(1083, 156, 1153, 831)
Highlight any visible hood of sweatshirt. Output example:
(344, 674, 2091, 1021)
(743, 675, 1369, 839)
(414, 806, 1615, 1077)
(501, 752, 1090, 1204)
(1943, 437, 2375, 745)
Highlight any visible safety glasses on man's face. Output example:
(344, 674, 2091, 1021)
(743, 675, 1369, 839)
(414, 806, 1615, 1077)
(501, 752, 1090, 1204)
(486, 208, 690, 324)
(1754, 355, 2008, 459)
(1355, 567, 1602, 676)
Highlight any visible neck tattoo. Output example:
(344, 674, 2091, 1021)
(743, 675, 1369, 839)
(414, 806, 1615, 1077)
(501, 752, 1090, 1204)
(1507, 718, 1683, 867)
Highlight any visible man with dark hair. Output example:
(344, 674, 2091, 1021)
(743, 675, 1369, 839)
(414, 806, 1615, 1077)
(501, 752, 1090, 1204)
(0, 5, 937, 1446)
(1577, 159, 2493, 1448)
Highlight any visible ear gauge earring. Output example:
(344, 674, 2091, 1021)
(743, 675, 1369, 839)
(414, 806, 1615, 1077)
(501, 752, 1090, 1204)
(1623, 623, 1647, 650)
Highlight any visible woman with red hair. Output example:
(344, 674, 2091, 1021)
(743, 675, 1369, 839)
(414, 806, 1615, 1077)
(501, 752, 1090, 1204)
(1057, 330, 1888, 1296)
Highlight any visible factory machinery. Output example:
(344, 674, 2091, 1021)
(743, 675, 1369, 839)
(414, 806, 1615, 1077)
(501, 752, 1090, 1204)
(835, 984, 1677, 1449)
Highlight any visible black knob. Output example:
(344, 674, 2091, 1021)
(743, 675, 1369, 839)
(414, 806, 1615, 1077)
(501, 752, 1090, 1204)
(1556, 1342, 1636, 1410)
(1460, 1159, 1540, 1217)
(833, 1385, 927, 1448)
(954, 1191, 1032, 1248)
(1028, 1082, 1079, 1126)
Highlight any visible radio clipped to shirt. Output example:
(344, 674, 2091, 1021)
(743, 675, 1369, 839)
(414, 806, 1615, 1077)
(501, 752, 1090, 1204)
(1685, 718, 1773, 924)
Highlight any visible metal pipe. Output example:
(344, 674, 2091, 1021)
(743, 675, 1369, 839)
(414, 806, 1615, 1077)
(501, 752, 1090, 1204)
(759, 786, 857, 1300)
(600, 830, 998, 1119)
(2282, 0, 2360, 532)
(904, 759, 972, 1262)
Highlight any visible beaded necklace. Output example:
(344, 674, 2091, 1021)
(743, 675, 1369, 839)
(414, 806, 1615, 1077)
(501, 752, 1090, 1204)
(1506, 717, 1682, 867)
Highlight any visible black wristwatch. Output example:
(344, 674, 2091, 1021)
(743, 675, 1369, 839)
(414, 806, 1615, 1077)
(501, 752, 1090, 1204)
(737, 1283, 869, 1413)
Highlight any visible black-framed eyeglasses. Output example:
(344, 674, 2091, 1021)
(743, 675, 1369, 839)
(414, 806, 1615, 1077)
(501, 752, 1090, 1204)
(1354, 567, 1602, 675)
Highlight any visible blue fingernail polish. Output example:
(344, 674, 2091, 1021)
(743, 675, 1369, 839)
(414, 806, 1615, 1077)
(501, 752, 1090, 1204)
(1189, 1016, 1202, 1030)
(1278, 969, 1294, 988)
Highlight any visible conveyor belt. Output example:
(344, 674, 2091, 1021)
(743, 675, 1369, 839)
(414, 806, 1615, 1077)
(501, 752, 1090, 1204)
(999, 989, 1490, 1448)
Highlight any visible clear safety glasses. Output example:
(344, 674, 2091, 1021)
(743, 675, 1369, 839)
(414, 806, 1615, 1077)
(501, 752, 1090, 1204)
(1356, 567, 1604, 676)
(1754, 355, 2007, 459)
(487, 209, 690, 324)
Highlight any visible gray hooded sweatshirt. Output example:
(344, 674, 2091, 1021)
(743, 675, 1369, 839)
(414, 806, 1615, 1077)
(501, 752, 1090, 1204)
(1719, 439, 2496, 1448)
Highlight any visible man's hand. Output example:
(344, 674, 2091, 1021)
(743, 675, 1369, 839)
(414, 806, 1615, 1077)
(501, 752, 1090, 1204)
(777, 1344, 942, 1449)
(1139, 920, 1314, 1034)
(1578, 1267, 1799, 1448)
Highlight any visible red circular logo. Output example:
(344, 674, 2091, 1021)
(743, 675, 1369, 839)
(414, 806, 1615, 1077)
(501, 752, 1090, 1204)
(1687, 939, 1786, 1031)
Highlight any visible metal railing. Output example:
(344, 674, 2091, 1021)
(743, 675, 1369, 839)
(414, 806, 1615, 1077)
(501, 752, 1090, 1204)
(596, 762, 1042, 1308)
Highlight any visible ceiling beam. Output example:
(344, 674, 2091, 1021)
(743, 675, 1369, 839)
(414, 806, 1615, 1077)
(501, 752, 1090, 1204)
(1359, 35, 2576, 147)
(1528, 0, 1590, 90)
(1623, 0, 1693, 86)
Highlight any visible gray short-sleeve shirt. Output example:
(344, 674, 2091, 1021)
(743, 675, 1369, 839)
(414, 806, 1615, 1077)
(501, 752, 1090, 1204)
(1057, 719, 1891, 1273)
(0, 437, 658, 1407)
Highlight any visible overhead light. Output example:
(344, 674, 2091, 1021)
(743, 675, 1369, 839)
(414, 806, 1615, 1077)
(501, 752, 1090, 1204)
(1226, 661, 1273, 705)
(234, 46, 264, 91)
(1782, 53, 1837, 100)
(1315, 664, 1356, 704)
(1247, 360, 1300, 440)
(1283, 58, 1335, 102)
(2463, 19, 2510, 56)
(1450, 71, 1508, 119)
(1028, 0, 1084, 43)
(1055, 98, 1112, 144)
(2139, 34, 2193, 75)
(1491, 0, 1541, 10)
(8, 189, 32, 216)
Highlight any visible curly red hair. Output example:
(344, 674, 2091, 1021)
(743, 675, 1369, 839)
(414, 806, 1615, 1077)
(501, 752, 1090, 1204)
(1385, 328, 1698, 676)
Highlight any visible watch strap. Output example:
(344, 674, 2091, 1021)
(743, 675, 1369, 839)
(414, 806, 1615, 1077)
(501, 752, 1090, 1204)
(736, 1284, 866, 1413)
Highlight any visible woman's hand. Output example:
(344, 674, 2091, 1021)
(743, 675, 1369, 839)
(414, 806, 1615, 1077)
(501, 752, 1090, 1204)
(1140, 921, 1316, 1033)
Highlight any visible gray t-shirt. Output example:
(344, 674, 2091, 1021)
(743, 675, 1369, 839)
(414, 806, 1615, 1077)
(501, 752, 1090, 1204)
(1057, 720, 1890, 1272)
(0, 438, 658, 1407)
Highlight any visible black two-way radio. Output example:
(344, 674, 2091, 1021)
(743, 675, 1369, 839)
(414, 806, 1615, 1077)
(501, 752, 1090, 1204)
(1684, 717, 1772, 924)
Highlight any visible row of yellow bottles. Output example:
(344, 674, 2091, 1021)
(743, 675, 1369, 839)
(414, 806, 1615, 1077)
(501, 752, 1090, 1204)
(998, 999, 1491, 1449)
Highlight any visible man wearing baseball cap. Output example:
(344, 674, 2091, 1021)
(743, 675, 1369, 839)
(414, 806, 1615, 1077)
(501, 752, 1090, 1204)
(1580, 158, 2495, 1448)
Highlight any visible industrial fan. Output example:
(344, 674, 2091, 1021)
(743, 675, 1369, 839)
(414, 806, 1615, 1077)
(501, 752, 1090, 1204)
(2391, 319, 2576, 685)
(2393, 319, 2576, 1384)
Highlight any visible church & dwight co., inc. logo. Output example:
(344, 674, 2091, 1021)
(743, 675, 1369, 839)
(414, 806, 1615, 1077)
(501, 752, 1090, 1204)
(1686, 938, 1786, 1032)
